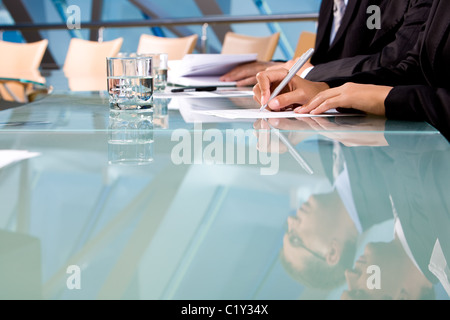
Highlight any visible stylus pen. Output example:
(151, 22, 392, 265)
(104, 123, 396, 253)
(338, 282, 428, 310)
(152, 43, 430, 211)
(171, 86, 217, 93)
(259, 48, 314, 111)
(263, 118, 314, 175)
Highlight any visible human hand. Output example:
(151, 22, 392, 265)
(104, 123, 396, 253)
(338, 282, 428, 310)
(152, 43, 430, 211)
(300, 116, 389, 147)
(295, 83, 393, 116)
(253, 118, 316, 153)
(220, 61, 282, 87)
(253, 68, 329, 111)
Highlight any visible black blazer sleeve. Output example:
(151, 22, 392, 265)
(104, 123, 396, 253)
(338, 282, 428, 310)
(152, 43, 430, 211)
(323, 58, 450, 141)
(323, 66, 450, 141)
(324, 38, 425, 87)
(385, 86, 450, 141)
(306, 0, 432, 81)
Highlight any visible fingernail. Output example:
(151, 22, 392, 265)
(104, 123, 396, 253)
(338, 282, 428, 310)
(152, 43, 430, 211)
(269, 99, 280, 109)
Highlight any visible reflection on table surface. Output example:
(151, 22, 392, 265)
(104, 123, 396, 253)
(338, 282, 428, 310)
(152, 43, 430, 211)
(0, 90, 448, 300)
(0, 70, 51, 105)
(0, 70, 46, 85)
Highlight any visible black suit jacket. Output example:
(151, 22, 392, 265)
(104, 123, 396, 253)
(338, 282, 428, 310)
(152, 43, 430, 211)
(375, 133, 450, 287)
(326, 0, 450, 141)
(307, 0, 432, 81)
(320, 132, 450, 288)
(317, 139, 394, 232)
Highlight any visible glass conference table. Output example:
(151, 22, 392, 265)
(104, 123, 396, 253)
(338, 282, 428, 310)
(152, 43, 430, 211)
(0, 77, 449, 302)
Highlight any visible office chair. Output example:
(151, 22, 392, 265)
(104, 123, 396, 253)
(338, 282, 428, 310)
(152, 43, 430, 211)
(63, 37, 123, 76)
(137, 34, 198, 61)
(221, 31, 280, 61)
(62, 37, 123, 91)
(293, 31, 316, 59)
(0, 39, 48, 103)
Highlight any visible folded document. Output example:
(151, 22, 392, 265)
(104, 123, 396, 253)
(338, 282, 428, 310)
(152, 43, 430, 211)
(168, 53, 257, 87)
(170, 53, 257, 77)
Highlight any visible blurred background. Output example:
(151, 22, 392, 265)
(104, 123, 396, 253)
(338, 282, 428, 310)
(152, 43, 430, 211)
(0, 0, 321, 69)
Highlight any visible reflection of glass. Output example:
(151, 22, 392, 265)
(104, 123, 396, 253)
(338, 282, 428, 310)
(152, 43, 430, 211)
(147, 53, 168, 92)
(106, 55, 153, 110)
(153, 98, 170, 129)
(108, 109, 154, 165)
(117, 52, 168, 92)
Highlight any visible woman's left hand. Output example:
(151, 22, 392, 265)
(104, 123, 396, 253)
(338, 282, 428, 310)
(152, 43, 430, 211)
(294, 83, 393, 116)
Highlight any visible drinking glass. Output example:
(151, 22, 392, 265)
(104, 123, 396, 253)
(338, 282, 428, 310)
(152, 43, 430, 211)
(107, 55, 153, 110)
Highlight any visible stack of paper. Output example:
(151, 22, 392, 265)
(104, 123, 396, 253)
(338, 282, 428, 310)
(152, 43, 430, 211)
(168, 53, 257, 87)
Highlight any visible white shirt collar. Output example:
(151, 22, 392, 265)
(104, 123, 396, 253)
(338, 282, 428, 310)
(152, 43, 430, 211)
(334, 164, 362, 234)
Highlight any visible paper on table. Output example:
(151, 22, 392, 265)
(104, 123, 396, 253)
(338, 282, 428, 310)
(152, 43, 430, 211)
(172, 96, 257, 123)
(0, 150, 41, 169)
(170, 54, 258, 77)
(167, 54, 257, 87)
(167, 75, 237, 87)
(155, 89, 253, 100)
(193, 109, 361, 120)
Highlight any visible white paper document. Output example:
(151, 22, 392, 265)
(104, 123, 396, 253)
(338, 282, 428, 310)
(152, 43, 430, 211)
(168, 54, 257, 87)
(155, 89, 253, 100)
(0, 150, 41, 169)
(171, 96, 258, 123)
(193, 109, 361, 120)
(170, 54, 258, 77)
(167, 75, 237, 87)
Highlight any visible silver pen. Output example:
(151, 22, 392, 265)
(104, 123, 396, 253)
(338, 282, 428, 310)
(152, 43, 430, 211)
(259, 48, 315, 112)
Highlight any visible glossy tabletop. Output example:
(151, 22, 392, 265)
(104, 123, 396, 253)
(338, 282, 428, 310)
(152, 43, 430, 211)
(0, 81, 449, 301)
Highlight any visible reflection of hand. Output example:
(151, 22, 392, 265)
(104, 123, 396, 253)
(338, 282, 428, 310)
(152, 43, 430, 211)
(220, 61, 282, 87)
(302, 117, 389, 147)
(295, 83, 393, 116)
(254, 117, 389, 148)
(253, 118, 316, 153)
(253, 69, 329, 111)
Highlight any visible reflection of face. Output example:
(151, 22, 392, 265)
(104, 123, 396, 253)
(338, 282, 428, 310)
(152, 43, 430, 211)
(342, 241, 424, 300)
(282, 193, 334, 270)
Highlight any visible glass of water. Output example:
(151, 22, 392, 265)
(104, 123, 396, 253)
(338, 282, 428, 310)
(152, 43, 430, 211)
(107, 55, 153, 110)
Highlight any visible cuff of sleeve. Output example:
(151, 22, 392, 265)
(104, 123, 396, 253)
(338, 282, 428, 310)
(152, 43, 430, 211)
(385, 86, 423, 121)
(300, 66, 314, 79)
(324, 78, 348, 88)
